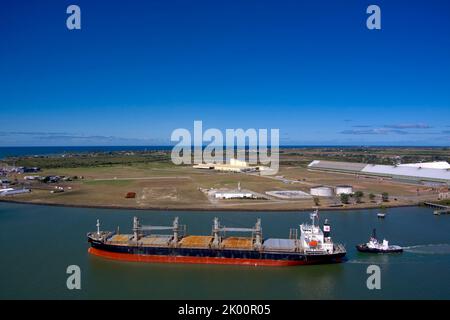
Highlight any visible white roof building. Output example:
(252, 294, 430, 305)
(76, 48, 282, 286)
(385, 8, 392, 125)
(361, 164, 450, 181)
(397, 161, 450, 170)
(308, 160, 450, 185)
(214, 192, 254, 199)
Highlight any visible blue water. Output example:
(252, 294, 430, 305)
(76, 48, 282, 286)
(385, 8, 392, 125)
(3, 145, 448, 161)
(0, 146, 173, 160)
(0, 203, 448, 299)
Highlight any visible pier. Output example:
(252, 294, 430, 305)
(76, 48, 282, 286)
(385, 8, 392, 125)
(424, 202, 450, 215)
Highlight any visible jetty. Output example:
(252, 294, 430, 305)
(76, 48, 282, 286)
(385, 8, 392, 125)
(424, 202, 450, 215)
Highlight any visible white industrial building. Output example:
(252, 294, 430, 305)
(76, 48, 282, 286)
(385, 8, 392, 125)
(308, 160, 450, 186)
(335, 185, 353, 195)
(193, 158, 267, 173)
(310, 186, 334, 197)
(0, 188, 14, 194)
(397, 161, 450, 169)
(0, 188, 31, 196)
(214, 192, 254, 199)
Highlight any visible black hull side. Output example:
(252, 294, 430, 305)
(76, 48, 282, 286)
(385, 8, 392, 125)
(89, 239, 346, 265)
(356, 244, 403, 253)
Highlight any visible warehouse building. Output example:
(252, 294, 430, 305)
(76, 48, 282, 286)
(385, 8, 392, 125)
(310, 186, 334, 197)
(335, 185, 353, 195)
(214, 192, 255, 199)
(308, 160, 450, 186)
(193, 158, 267, 173)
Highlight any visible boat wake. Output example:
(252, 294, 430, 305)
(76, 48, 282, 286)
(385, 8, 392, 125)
(347, 244, 450, 264)
(403, 244, 450, 255)
(346, 260, 391, 265)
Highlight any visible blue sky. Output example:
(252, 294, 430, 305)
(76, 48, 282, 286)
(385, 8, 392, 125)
(1, 0, 449, 146)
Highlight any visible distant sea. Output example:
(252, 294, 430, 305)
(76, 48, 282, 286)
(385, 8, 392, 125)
(0, 146, 174, 160)
(1, 145, 446, 160)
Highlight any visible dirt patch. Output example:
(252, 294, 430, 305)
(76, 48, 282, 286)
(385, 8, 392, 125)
(137, 187, 178, 205)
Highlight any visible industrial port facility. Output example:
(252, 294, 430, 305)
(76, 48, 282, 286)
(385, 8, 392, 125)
(308, 160, 450, 186)
(2, 148, 450, 211)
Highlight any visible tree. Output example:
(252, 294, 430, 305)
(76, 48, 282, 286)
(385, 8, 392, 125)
(340, 193, 350, 204)
(369, 193, 376, 202)
(382, 192, 389, 202)
(313, 197, 320, 206)
(354, 191, 364, 203)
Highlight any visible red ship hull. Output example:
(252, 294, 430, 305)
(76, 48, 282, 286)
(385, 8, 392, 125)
(88, 247, 323, 267)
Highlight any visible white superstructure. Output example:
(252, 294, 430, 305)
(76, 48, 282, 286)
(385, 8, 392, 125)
(366, 236, 402, 251)
(299, 211, 334, 254)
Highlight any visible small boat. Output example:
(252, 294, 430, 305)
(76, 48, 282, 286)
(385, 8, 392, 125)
(377, 212, 386, 218)
(356, 229, 403, 253)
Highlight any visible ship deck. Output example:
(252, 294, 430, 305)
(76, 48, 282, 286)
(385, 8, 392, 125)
(89, 232, 345, 255)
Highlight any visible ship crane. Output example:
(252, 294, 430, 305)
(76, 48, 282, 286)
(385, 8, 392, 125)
(212, 217, 262, 250)
(133, 217, 184, 244)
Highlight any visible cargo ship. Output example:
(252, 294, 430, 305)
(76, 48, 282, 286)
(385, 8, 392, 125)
(87, 210, 346, 266)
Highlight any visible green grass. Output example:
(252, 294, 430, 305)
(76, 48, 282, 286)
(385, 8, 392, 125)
(6, 151, 171, 169)
(437, 199, 450, 206)
(83, 179, 134, 187)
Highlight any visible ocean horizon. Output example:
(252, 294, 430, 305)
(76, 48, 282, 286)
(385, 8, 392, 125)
(1, 145, 449, 160)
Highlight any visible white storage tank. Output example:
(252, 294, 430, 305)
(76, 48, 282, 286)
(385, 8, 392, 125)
(335, 185, 353, 195)
(310, 186, 334, 197)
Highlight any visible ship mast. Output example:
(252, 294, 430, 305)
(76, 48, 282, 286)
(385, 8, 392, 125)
(96, 219, 100, 236)
(254, 218, 262, 250)
(212, 217, 221, 248)
(132, 216, 183, 244)
(133, 216, 140, 241)
(310, 209, 319, 227)
(172, 217, 179, 244)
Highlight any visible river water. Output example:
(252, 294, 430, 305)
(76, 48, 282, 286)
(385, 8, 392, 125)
(0, 203, 448, 299)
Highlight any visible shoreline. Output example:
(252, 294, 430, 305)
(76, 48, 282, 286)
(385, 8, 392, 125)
(0, 198, 419, 212)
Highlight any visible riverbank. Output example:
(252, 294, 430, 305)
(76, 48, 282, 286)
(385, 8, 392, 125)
(2, 148, 444, 213)
(0, 197, 418, 212)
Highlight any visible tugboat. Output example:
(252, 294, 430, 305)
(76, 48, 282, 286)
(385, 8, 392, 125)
(356, 229, 403, 253)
